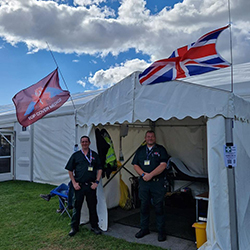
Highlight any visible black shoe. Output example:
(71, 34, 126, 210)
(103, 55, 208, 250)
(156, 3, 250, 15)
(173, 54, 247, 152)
(40, 194, 51, 201)
(135, 229, 150, 239)
(68, 228, 78, 237)
(91, 227, 102, 235)
(158, 232, 166, 242)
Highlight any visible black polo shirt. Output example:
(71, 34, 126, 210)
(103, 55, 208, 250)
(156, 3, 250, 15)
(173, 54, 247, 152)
(65, 149, 102, 183)
(132, 144, 169, 178)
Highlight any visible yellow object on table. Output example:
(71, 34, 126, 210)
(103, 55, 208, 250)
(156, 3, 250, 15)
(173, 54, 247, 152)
(192, 222, 207, 248)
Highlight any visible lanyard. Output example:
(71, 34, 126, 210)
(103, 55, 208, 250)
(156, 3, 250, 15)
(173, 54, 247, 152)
(146, 147, 154, 160)
(81, 149, 92, 165)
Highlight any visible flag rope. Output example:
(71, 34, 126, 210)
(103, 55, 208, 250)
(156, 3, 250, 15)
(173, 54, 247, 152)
(46, 42, 76, 110)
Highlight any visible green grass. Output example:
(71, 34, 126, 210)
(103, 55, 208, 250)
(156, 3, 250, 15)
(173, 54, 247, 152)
(0, 180, 165, 250)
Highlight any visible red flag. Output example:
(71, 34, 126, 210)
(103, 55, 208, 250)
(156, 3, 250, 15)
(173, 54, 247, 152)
(12, 68, 70, 127)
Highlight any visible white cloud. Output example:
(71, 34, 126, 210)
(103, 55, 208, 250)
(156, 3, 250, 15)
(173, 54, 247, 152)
(88, 58, 149, 88)
(73, 59, 79, 62)
(77, 79, 86, 87)
(74, 0, 106, 6)
(0, 0, 248, 60)
(0, 0, 249, 85)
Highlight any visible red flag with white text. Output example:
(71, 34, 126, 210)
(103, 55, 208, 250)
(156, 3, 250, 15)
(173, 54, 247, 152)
(12, 68, 70, 127)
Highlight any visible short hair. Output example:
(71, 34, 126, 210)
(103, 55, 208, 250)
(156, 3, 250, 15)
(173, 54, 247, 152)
(145, 130, 155, 136)
(80, 135, 90, 143)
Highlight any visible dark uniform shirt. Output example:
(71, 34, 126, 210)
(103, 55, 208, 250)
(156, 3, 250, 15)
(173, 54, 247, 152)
(132, 144, 170, 179)
(65, 149, 102, 183)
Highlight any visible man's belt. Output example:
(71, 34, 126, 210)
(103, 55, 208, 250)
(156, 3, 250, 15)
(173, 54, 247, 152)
(151, 177, 164, 182)
(79, 182, 93, 186)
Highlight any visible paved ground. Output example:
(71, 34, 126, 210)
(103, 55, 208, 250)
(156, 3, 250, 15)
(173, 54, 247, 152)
(97, 207, 197, 250)
(103, 223, 197, 250)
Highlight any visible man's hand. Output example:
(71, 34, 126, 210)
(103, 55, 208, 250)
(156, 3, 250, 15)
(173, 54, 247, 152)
(73, 182, 81, 190)
(143, 172, 153, 182)
(91, 182, 98, 190)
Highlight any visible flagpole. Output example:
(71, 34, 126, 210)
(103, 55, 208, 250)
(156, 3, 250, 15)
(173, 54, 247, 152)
(46, 42, 78, 147)
(46, 42, 76, 111)
(226, 1, 239, 250)
(228, 0, 234, 93)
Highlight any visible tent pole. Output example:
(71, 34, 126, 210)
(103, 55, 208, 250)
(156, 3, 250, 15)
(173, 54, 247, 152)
(225, 118, 239, 250)
(103, 150, 137, 188)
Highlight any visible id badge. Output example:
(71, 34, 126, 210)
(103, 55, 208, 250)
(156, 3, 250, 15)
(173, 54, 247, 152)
(88, 166, 93, 171)
(144, 160, 150, 165)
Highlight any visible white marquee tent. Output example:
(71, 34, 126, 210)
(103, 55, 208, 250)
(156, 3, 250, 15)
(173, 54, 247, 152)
(1, 62, 250, 249)
(76, 70, 250, 250)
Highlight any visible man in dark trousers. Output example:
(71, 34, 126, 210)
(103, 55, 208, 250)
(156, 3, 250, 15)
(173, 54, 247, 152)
(65, 135, 103, 237)
(132, 130, 170, 242)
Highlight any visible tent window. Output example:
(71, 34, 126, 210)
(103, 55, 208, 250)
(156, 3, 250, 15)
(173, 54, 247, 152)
(0, 134, 11, 174)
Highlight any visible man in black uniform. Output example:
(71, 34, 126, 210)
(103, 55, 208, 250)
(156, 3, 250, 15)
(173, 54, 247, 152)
(65, 135, 103, 237)
(132, 130, 170, 242)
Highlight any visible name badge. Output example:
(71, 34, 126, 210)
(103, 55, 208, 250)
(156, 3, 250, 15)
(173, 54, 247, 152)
(144, 160, 150, 165)
(88, 166, 93, 171)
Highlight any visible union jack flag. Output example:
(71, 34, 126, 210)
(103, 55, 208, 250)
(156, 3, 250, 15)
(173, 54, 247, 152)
(139, 25, 230, 85)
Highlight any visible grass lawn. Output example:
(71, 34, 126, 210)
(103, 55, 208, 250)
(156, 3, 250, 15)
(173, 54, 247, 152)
(0, 180, 165, 250)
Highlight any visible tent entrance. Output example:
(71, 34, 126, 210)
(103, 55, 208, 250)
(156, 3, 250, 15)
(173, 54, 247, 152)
(0, 129, 14, 182)
(92, 117, 208, 241)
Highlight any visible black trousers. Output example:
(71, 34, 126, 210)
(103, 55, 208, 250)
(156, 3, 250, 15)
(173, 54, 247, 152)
(139, 178, 166, 233)
(71, 184, 98, 230)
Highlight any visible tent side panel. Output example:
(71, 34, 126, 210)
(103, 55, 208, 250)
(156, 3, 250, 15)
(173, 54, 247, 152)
(155, 120, 207, 176)
(33, 114, 75, 185)
(201, 116, 231, 250)
(15, 123, 33, 181)
(234, 120, 250, 249)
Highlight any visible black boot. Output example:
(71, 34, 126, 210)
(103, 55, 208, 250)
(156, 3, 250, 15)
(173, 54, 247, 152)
(135, 229, 150, 238)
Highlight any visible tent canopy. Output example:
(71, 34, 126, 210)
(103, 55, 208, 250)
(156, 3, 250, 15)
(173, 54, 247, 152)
(183, 62, 250, 101)
(77, 71, 250, 126)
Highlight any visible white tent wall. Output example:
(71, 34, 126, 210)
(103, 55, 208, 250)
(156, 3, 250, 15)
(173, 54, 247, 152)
(201, 116, 231, 250)
(234, 120, 250, 249)
(201, 114, 250, 250)
(33, 114, 75, 185)
(155, 118, 207, 176)
(15, 123, 33, 181)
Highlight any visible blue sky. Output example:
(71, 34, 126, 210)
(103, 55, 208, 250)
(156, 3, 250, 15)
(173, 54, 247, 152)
(0, 0, 249, 105)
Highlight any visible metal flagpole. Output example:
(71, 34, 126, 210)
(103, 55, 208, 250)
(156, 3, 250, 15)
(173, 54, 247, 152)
(46, 42, 76, 110)
(226, 1, 239, 249)
(46, 42, 78, 146)
(228, 0, 234, 93)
